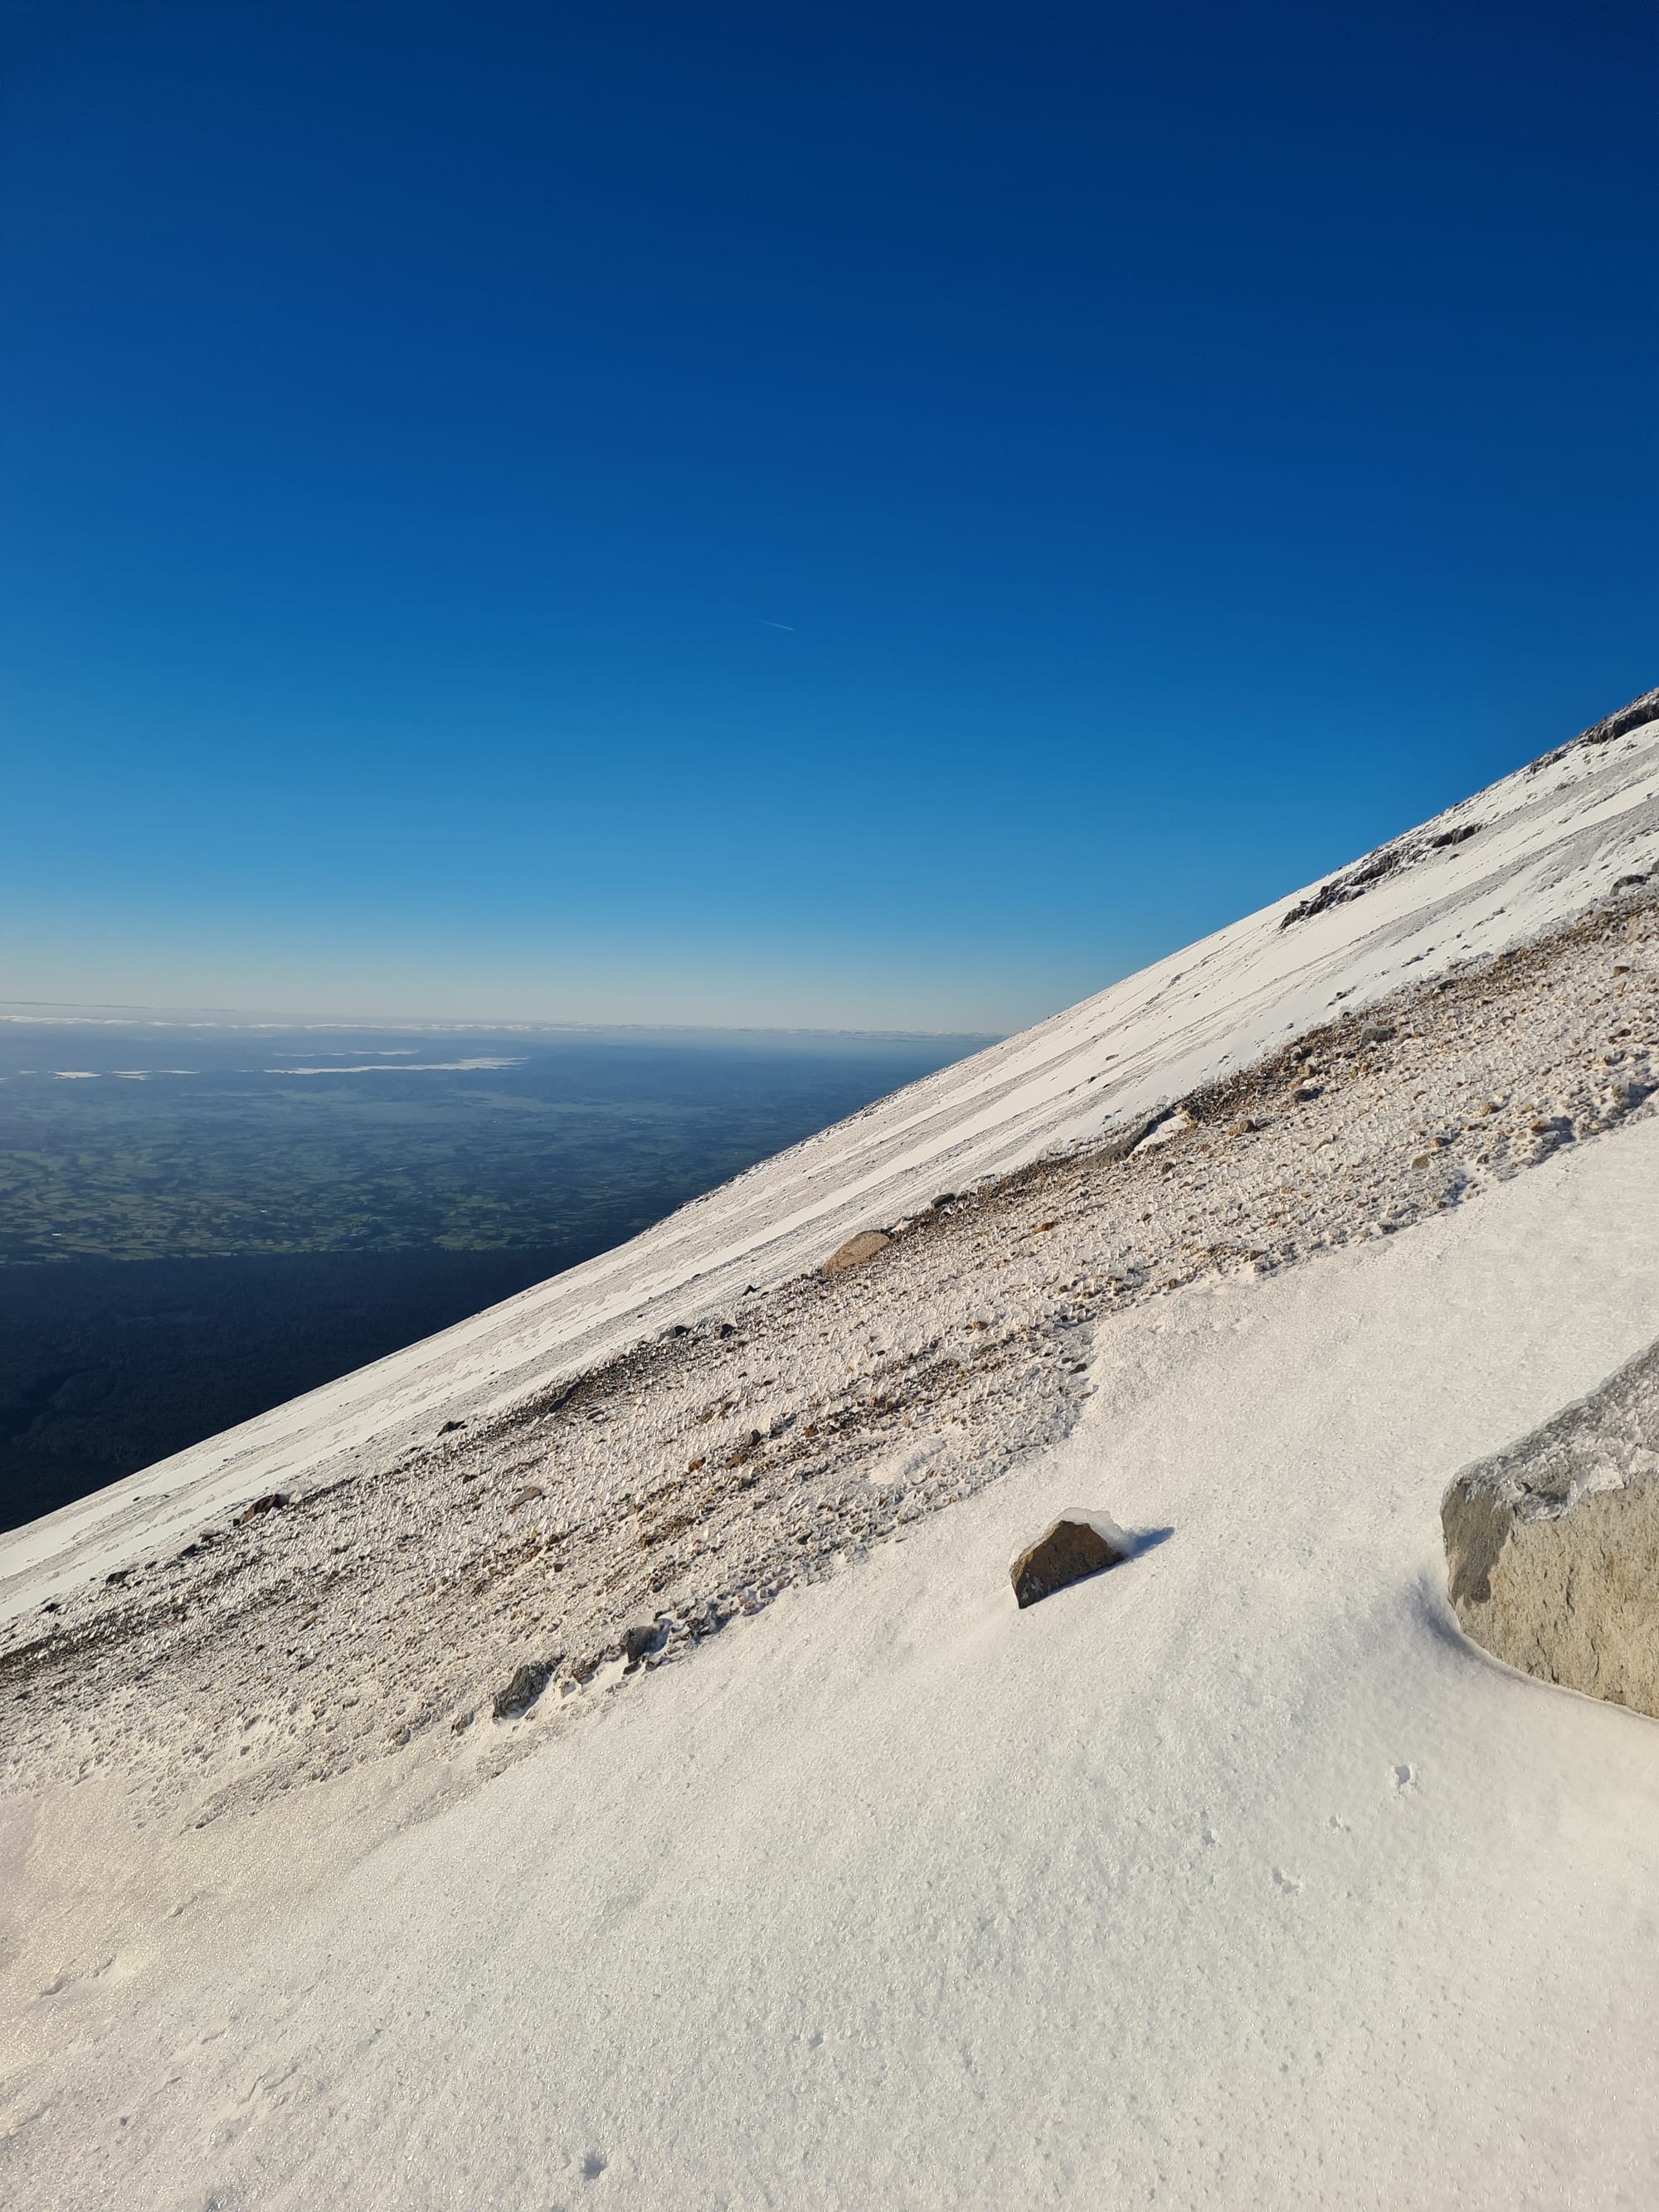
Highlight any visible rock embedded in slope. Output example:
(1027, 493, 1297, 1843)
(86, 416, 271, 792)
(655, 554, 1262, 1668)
(1010, 1510, 1131, 1609)
(1132, 1110, 1194, 1155)
(1443, 1479, 1659, 1718)
(1443, 1339, 1659, 1719)
(492, 1658, 557, 1720)
(821, 1230, 891, 1277)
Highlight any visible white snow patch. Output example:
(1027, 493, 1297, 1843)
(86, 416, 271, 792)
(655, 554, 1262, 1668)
(864, 1432, 952, 1485)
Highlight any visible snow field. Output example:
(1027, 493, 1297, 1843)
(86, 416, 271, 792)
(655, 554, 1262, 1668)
(7, 1109, 1659, 2207)
(4, 689, 1659, 2207)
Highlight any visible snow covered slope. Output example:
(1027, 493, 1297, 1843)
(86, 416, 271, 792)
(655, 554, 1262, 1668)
(8, 688, 1659, 2210)
(5, 688, 1658, 1612)
(8, 1097, 1659, 2210)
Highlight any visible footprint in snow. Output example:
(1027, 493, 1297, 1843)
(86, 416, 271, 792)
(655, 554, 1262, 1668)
(1272, 1867, 1303, 1894)
(1393, 1763, 1418, 1794)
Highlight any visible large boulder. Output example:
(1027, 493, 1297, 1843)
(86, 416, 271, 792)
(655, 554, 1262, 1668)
(1443, 1338, 1659, 1719)
(822, 1230, 891, 1277)
(1010, 1510, 1130, 1609)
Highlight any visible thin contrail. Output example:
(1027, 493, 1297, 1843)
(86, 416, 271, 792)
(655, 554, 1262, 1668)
(747, 616, 795, 631)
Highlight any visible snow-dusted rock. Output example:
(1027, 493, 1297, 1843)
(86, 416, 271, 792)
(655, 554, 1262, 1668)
(822, 1229, 891, 1276)
(1009, 1509, 1129, 1608)
(1132, 1108, 1193, 1153)
(492, 1658, 556, 1719)
(1443, 1336, 1659, 1719)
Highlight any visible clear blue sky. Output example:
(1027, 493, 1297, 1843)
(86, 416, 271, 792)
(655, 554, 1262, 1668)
(2, 0, 1652, 1032)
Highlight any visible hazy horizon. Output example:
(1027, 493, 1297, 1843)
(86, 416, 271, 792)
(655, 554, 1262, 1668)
(0, 999, 1002, 1044)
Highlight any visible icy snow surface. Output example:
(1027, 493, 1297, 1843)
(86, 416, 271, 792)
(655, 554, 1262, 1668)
(7, 695, 1659, 1611)
(6, 1114, 1659, 2208)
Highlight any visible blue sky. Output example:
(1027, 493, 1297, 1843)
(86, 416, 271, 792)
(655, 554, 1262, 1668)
(2, 0, 1652, 1033)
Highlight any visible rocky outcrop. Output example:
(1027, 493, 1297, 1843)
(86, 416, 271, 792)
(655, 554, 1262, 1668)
(822, 1230, 890, 1277)
(621, 1622, 664, 1670)
(492, 1658, 557, 1719)
(1010, 1511, 1129, 1609)
(1574, 684, 1659, 751)
(1285, 683, 1657, 931)
(237, 1492, 289, 1521)
(1443, 1339, 1659, 1719)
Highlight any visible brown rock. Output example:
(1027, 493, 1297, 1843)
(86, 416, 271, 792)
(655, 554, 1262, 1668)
(237, 1492, 290, 1521)
(821, 1230, 891, 1277)
(1010, 1510, 1130, 1609)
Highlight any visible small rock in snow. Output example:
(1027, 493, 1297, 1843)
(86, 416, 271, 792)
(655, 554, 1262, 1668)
(621, 1622, 664, 1670)
(1132, 1111, 1194, 1155)
(492, 1659, 557, 1720)
(822, 1230, 892, 1276)
(1010, 1510, 1131, 1609)
(237, 1492, 290, 1521)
